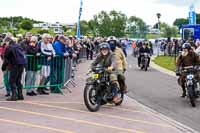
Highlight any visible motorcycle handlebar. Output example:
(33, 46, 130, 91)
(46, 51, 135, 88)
(179, 66, 200, 73)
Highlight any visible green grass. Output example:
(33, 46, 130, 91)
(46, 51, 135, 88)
(146, 34, 160, 39)
(153, 56, 176, 71)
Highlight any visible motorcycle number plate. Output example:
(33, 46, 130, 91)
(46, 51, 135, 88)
(92, 74, 99, 79)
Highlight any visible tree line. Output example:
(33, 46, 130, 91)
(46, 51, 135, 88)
(0, 11, 199, 38)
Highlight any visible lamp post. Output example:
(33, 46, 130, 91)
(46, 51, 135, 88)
(156, 13, 161, 34)
(156, 13, 161, 56)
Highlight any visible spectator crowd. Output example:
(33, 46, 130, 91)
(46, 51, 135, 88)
(0, 32, 108, 101)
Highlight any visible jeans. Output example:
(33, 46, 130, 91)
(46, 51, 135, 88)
(25, 71, 37, 93)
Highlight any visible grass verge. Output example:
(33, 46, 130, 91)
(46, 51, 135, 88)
(153, 55, 176, 71)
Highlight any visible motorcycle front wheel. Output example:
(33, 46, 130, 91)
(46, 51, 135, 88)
(187, 86, 196, 107)
(84, 84, 101, 112)
(144, 59, 148, 71)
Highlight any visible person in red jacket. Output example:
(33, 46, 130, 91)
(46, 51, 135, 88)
(0, 42, 11, 97)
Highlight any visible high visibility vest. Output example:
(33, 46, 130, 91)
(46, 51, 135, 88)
(132, 42, 136, 48)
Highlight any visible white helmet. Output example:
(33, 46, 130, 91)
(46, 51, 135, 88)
(107, 36, 117, 42)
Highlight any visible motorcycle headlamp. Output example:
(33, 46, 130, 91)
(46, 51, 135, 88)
(187, 74, 194, 80)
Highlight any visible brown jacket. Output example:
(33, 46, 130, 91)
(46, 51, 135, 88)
(176, 52, 200, 85)
(176, 52, 200, 67)
(112, 47, 127, 71)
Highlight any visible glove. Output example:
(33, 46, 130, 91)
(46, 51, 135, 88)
(176, 72, 181, 76)
(107, 66, 113, 72)
(175, 69, 181, 76)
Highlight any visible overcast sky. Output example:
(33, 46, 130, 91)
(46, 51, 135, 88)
(0, 0, 199, 26)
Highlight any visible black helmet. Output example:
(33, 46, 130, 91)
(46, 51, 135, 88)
(99, 42, 110, 50)
(182, 43, 191, 49)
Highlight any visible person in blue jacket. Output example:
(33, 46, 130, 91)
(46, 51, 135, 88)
(51, 35, 69, 93)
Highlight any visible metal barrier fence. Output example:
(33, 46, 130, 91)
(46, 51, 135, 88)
(1, 48, 87, 94)
(62, 57, 77, 93)
(79, 48, 87, 59)
(24, 55, 65, 94)
(24, 55, 82, 94)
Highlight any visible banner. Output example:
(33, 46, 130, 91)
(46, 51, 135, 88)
(189, 4, 196, 25)
(77, 0, 83, 39)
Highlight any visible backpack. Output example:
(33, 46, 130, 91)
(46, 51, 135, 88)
(11, 44, 27, 65)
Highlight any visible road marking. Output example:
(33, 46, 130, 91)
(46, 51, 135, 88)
(103, 106, 150, 115)
(0, 118, 74, 133)
(0, 101, 147, 114)
(23, 101, 174, 128)
(27, 101, 149, 115)
(28, 101, 83, 104)
(0, 106, 143, 133)
(30, 101, 145, 110)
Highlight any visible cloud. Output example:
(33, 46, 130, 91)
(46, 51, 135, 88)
(0, 0, 197, 26)
(156, 0, 199, 7)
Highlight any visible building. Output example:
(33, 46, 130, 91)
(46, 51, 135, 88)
(33, 22, 76, 34)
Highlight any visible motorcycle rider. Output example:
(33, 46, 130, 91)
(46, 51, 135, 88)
(91, 42, 122, 103)
(138, 42, 151, 67)
(107, 36, 127, 99)
(176, 43, 200, 97)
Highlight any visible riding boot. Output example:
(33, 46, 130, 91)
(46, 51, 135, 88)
(111, 83, 121, 103)
(181, 85, 186, 98)
(119, 79, 128, 93)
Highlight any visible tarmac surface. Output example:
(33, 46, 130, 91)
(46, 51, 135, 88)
(127, 53, 200, 133)
(0, 59, 194, 133)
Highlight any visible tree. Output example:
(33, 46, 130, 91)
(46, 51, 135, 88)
(127, 16, 147, 38)
(153, 22, 161, 29)
(173, 18, 188, 29)
(20, 20, 33, 31)
(95, 11, 112, 37)
(88, 19, 98, 36)
(173, 13, 200, 29)
(38, 29, 49, 34)
(73, 20, 90, 36)
(80, 20, 90, 35)
(62, 25, 68, 33)
(161, 23, 178, 38)
(109, 10, 127, 37)
(91, 10, 127, 37)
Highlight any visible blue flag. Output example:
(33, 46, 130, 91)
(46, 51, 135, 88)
(189, 4, 196, 25)
(77, 0, 83, 39)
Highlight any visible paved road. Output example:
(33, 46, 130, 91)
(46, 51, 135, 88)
(126, 53, 200, 132)
(0, 60, 188, 133)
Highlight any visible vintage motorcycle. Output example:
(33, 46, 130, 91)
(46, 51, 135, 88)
(84, 66, 124, 112)
(179, 66, 200, 107)
(140, 53, 150, 71)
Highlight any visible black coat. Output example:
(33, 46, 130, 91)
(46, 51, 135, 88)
(26, 45, 39, 71)
(139, 47, 150, 55)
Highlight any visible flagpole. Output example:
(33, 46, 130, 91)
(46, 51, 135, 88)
(77, 0, 83, 39)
